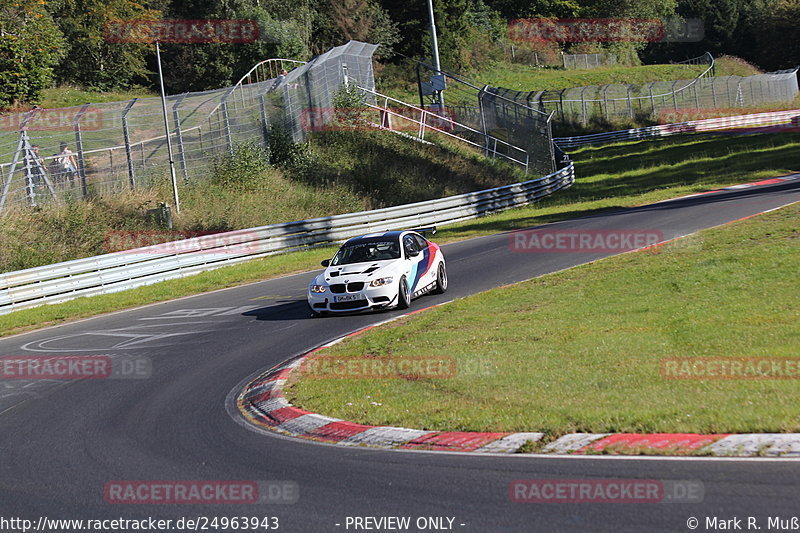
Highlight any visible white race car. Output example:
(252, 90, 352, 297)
(307, 228, 447, 316)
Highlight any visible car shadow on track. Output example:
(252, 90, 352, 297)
(243, 299, 406, 323)
(243, 300, 312, 321)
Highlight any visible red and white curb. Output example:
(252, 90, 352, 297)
(236, 312, 800, 456)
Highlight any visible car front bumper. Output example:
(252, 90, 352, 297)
(307, 282, 399, 313)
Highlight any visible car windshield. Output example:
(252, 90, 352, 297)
(331, 240, 400, 265)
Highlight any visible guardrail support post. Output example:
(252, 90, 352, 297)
(122, 98, 137, 189)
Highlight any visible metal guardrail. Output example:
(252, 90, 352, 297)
(0, 163, 575, 315)
(555, 109, 800, 149)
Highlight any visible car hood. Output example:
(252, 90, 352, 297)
(313, 260, 400, 285)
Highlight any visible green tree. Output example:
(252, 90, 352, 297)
(309, 0, 399, 58)
(753, 0, 800, 69)
(0, 0, 65, 108)
(380, 0, 471, 69)
(161, 0, 312, 93)
(485, 0, 581, 18)
(48, 0, 160, 90)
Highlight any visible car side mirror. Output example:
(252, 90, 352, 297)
(321, 259, 330, 267)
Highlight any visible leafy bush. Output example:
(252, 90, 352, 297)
(267, 126, 318, 175)
(210, 141, 271, 191)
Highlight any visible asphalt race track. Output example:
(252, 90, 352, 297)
(1, 176, 799, 532)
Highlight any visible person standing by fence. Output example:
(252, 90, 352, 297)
(28, 145, 48, 188)
(57, 142, 78, 187)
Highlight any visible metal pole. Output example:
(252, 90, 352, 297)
(221, 100, 234, 155)
(23, 134, 36, 206)
(259, 92, 270, 147)
(122, 98, 137, 189)
(672, 81, 679, 109)
(171, 94, 188, 181)
(478, 85, 489, 157)
(156, 40, 180, 213)
(416, 63, 426, 109)
(627, 85, 634, 119)
(426, 0, 444, 109)
(73, 104, 90, 198)
(0, 132, 26, 212)
(711, 79, 718, 108)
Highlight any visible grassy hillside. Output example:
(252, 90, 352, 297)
(0, 130, 524, 273)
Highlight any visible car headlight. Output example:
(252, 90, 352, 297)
(310, 285, 327, 293)
(369, 276, 394, 287)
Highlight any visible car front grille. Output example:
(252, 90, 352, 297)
(330, 300, 368, 310)
(330, 282, 365, 293)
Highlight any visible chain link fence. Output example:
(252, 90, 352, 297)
(562, 53, 617, 69)
(416, 62, 557, 176)
(281, 41, 378, 142)
(541, 69, 799, 123)
(521, 54, 799, 124)
(0, 41, 378, 213)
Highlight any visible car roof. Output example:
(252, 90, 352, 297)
(343, 231, 410, 245)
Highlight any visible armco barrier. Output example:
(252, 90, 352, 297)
(0, 163, 574, 315)
(555, 109, 800, 149)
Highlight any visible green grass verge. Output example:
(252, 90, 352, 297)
(379, 62, 709, 105)
(435, 132, 800, 242)
(378, 54, 763, 107)
(1, 132, 797, 339)
(39, 86, 157, 108)
(473, 62, 708, 92)
(286, 201, 800, 435)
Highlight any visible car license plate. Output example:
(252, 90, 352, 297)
(335, 294, 362, 302)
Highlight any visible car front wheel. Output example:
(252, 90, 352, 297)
(397, 276, 411, 309)
(432, 262, 448, 294)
